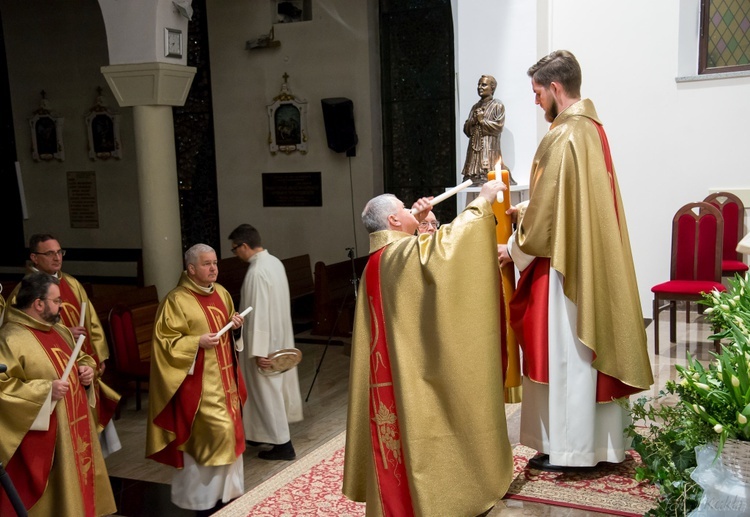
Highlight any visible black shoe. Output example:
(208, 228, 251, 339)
(245, 440, 269, 447)
(527, 453, 596, 472)
(258, 441, 296, 461)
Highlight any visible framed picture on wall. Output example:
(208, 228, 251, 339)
(267, 73, 307, 155)
(30, 113, 64, 161)
(29, 91, 64, 161)
(85, 89, 121, 160)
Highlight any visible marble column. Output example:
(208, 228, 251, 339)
(101, 63, 196, 298)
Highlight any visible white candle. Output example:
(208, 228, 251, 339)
(410, 179, 473, 214)
(60, 334, 86, 383)
(78, 301, 87, 327)
(215, 306, 253, 338)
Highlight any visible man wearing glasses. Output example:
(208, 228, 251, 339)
(6, 233, 121, 454)
(416, 211, 439, 234)
(228, 224, 303, 461)
(0, 272, 117, 516)
(343, 180, 514, 516)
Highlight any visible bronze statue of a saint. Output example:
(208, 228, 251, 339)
(461, 75, 512, 185)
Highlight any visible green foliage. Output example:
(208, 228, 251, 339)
(677, 274, 750, 449)
(624, 385, 706, 516)
(623, 272, 750, 516)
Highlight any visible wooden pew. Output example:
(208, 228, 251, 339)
(311, 256, 368, 337)
(217, 256, 248, 309)
(217, 254, 315, 333)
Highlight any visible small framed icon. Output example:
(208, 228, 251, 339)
(165, 28, 183, 58)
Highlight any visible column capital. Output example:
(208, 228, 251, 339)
(101, 62, 196, 107)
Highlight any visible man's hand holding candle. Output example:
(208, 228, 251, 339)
(410, 197, 433, 220)
(479, 179, 506, 205)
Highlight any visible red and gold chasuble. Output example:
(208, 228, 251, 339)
(57, 277, 119, 428)
(58, 278, 98, 363)
(365, 249, 415, 517)
(510, 120, 641, 402)
(2, 326, 96, 516)
(150, 288, 247, 468)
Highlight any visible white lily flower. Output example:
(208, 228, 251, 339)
(694, 382, 710, 391)
(714, 424, 724, 434)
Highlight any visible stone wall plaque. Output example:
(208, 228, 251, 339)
(67, 171, 100, 228)
(262, 172, 321, 207)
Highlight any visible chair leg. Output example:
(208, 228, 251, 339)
(670, 301, 677, 343)
(136, 380, 142, 411)
(686, 301, 690, 325)
(653, 297, 660, 355)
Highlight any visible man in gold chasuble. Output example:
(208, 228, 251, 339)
(146, 244, 247, 514)
(0, 273, 116, 516)
(343, 180, 514, 516)
(499, 50, 653, 470)
(6, 233, 121, 452)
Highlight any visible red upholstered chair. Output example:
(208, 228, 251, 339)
(108, 304, 151, 410)
(704, 191, 748, 278)
(651, 202, 726, 354)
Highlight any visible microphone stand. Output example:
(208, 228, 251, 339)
(305, 247, 359, 402)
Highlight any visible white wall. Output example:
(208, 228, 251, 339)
(474, 0, 750, 315)
(453, 0, 538, 184)
(0, 0, 140, 266)
(207, 0, 377, 264)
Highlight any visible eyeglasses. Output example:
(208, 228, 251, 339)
(418, 221, 440, 229)
(231, 244, 243, 254)
(41, 297, 63, 305)
(33, 249, 66, 258)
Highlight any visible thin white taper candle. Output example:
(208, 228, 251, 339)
(215, 306, 253, 338)
(60, 334, 86, 383)
(78, 301, 87, 327)
(410, 179, 473, 215)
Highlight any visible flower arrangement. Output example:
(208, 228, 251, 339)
(676, 273, 750, 451)
(624, 272, 750, 516)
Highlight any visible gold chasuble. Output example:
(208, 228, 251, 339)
(512, 99, 652, 397)
(343, 198, 514, 517)
(7, 271, 121, 431)
(0, 308, 116, 517)
(147, 273, 247, 469)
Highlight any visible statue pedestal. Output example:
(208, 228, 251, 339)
(454, 184, 529, 211)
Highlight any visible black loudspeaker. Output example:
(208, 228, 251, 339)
(321, 98, 358, 156)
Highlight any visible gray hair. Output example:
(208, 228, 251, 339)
(184, 243, 215, 267)
(361, 194, 401, 234)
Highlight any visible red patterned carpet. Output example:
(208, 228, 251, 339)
(215, 434, 658, 516)
(214, 431, 364, 517)
(505, 445, 659, 516)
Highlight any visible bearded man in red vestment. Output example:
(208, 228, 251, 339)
(0, 272, 116, 516)
(498, 50, 653, 471)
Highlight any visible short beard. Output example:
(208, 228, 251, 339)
(41, 307, 61, 325)
(545, 98, 559, 123)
